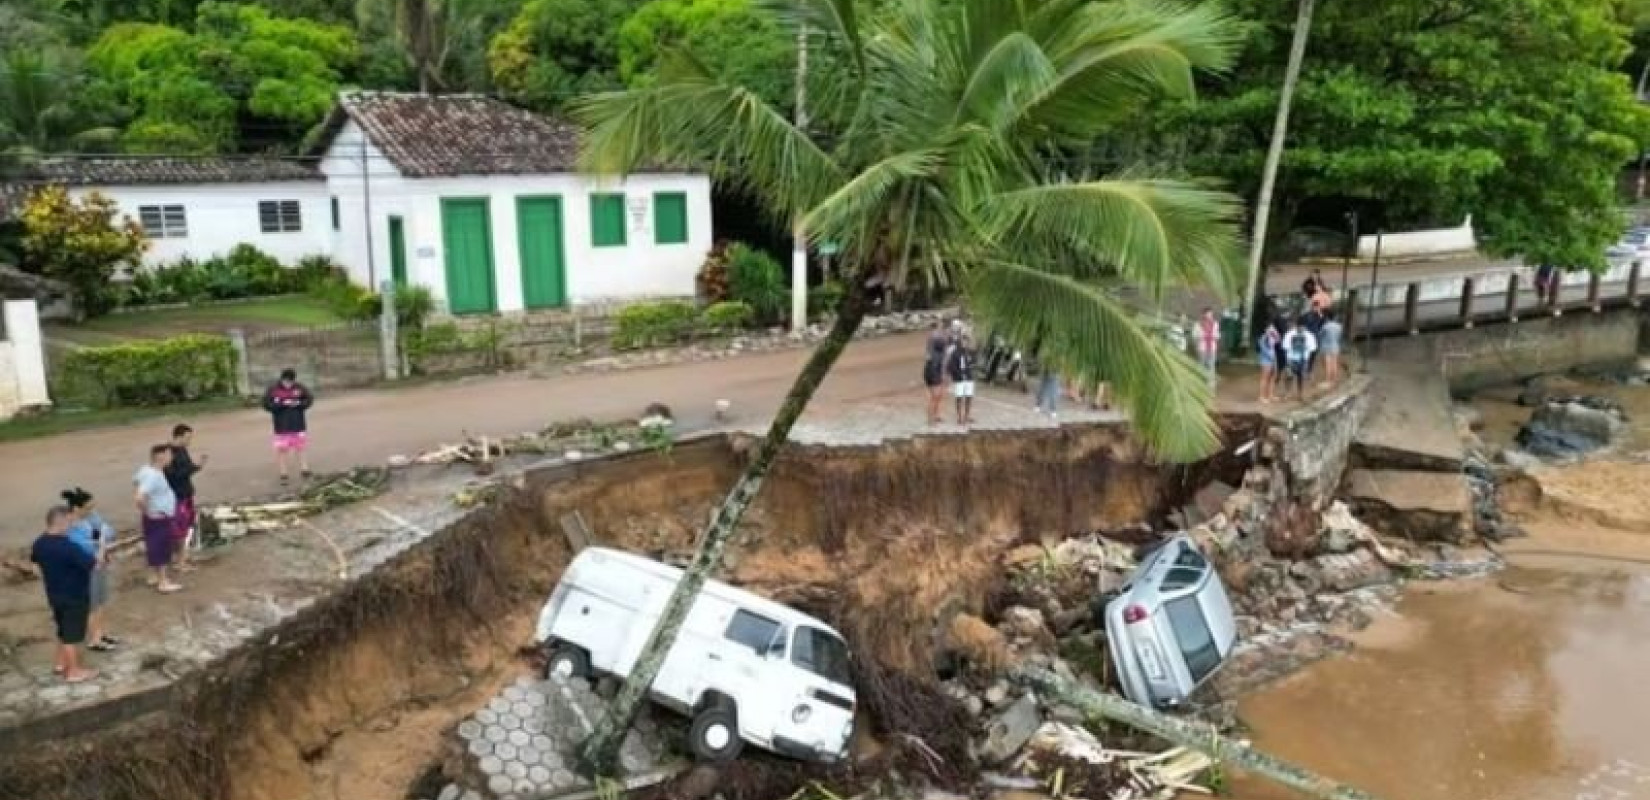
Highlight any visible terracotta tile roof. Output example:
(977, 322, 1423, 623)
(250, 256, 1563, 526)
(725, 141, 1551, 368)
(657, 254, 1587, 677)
(18, 157, 320, 186)
(319, 91, 585, 177)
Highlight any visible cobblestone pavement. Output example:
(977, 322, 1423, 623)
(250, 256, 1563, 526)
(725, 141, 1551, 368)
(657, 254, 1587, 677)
(426, 674, 681, 800)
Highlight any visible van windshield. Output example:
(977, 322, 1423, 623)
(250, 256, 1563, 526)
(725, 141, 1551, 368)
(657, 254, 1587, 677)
(792, 626, 853, 686)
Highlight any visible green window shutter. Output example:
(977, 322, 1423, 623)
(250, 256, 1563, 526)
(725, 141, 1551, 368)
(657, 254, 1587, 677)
(590, 193, 627, 247)
(653, 192, 688, 244)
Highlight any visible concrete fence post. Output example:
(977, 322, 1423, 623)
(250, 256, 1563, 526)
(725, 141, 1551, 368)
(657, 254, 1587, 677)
(1587, 270, 1602, 312)
(1403, 283, 1420, 335)
(379, 280, 400, 381)
(1458, 276, 1475, 328)
(1630, 261, 1642, 307)
(1504, 272, 1520, 322)
(1343, 288, 1360, 343)
(227, 328, 253, 397)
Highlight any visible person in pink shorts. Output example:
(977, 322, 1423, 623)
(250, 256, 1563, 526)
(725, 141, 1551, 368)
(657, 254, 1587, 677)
(261, 368, 315, 485)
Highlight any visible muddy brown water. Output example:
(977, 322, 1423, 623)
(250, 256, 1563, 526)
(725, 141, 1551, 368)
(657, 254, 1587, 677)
(1230, 377, 1650, 800)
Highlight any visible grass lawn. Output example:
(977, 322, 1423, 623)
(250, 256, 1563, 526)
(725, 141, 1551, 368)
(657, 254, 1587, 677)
(0, 397, 250, 444)
(46, 295, 346, 347)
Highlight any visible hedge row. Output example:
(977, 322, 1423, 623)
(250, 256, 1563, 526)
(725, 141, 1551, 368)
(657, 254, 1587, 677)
(56, 334, 238, 408)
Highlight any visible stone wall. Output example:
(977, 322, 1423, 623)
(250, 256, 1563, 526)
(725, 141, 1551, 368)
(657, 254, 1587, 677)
(1367, 308, 1643, 390)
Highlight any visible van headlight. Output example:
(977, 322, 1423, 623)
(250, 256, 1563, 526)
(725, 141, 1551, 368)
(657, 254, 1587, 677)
(792, 705, 812, 723)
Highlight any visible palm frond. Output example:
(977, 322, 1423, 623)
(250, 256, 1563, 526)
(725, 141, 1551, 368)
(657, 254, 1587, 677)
(802, 148, 943, 251)
(966, 261, 1221, 461)
(753, 0, 864, 76)
(954, 31, 1058, 132)
(981, 178, 1246, 301)
(571, 56, 845, 227)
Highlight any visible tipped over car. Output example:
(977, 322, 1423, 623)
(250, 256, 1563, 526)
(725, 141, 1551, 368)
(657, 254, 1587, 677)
(1103, 535, 1238, 709)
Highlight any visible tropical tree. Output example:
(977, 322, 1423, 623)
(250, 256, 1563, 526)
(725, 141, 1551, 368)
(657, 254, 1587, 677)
(487, 0, 644, 111)
(569, 0, 1248, 773)
(20, 187, 147, 317)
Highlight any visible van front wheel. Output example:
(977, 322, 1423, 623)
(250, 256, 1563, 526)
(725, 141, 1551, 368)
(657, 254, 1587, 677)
(688, 704, 743, 762)
(543, 645, 591, 682)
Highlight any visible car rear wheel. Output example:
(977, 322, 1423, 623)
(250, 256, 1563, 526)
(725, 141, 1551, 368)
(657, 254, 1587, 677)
(543, 645, 590, 682)
(688, 703, 743, 762)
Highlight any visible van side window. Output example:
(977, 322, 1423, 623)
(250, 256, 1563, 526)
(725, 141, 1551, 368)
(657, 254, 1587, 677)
(725, 609, 784, 655)
(791, 626, 853, 685)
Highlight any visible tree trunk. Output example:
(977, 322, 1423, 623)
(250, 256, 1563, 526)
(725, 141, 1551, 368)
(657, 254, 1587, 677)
(1237, 0, 1316, 353)
(576, 271, 875, 777)
(1013, 666, 1380, 800)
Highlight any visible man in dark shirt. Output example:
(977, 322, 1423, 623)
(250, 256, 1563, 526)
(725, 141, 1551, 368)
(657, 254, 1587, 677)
(166, 423, 206, 572)
(261, 368, 315, 485)
(31, 506, 98, 683)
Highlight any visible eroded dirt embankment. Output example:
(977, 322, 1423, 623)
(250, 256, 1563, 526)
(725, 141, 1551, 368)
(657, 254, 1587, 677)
(0, 421, 1256, 800)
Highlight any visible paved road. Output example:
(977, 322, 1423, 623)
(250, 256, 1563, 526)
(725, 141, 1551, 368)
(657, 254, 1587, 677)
(0, 333, 937, 549)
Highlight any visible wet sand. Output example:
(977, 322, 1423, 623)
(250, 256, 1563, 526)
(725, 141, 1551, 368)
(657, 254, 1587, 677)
(1228, 377, 1650, 800)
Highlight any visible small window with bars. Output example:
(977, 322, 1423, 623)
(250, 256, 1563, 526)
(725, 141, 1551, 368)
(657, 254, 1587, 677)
(137, 205, 188, 239)
(259, 200, 303, 233)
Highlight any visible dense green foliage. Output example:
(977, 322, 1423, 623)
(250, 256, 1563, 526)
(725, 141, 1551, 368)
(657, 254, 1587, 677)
(723, 242, 786, 323)
(612, 299, 699, 348)
(57, 333, 238, 407)
(124, 244, 316, 305)
(699, 299, 755, 331)
(1135, 0, 1650, 268)
(20, 186, 147, 317)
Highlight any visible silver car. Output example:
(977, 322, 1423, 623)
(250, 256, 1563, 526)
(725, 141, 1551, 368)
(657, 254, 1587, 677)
(1104, 535, 1238, 709)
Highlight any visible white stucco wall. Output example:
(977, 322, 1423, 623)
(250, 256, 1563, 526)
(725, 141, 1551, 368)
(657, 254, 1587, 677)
(320, 120, 714, 313)
(67, 181, 332, 268)
(0, 300, 50, 420)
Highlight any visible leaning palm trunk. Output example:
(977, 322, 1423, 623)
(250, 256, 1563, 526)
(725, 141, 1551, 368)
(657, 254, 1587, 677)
(576, 273, 873, 776)
(1237, 0, 1317, 351)
(1014, 667, 1379, 800)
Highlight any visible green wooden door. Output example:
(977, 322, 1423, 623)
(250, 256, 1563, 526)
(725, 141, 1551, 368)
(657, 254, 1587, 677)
(516, 196, 567, 309)
(440, 199, 495, 314)
(388, 215, 408, 286)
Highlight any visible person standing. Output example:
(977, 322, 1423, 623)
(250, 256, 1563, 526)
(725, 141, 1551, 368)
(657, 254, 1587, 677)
(1257, 322, 1282, 404)
(165, 424, 206, 573)
(1534, 263, 1558, 309)
(63, 489, 118, 654)
(1194, 307, 1221, 386)
(946, 332, 977, 426)
(262, 368, 314, 485)
(1036, 368, 1061, 419)
(135, 444, 182, 593)
(1318, 310, 1345, 387)
(1282, 319, 1318, 401)
(31, 505, 98, 683)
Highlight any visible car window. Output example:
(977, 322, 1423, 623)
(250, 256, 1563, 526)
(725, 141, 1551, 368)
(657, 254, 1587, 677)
(725, 609, 784, 655)
(792, 626, 853, 686)
(1161, 566, 1204, 592)
(1165, 596, 1222, 684)
(1173, 546, 1207, 570)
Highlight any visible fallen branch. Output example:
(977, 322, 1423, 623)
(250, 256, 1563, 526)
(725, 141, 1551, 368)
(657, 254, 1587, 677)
(1012, 667, 1380, 800)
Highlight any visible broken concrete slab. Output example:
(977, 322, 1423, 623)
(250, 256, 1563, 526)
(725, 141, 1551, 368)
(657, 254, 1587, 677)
(977, 692, 1041, 765)
(1353, 364, 1464, 473)
(1344, 469, 1473, 543)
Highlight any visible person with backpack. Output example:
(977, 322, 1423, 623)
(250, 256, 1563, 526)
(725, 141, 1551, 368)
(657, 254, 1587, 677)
(1282, 318, 1318, 401)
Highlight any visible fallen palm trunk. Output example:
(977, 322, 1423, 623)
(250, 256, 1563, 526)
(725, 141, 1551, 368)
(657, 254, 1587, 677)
(1012, 667, 1380, 800)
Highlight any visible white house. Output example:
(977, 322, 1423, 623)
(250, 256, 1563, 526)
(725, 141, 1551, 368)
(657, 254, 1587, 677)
(28, 158, 331, 268)
(310, 91, 713, 314)
(6, 92, 715, 315)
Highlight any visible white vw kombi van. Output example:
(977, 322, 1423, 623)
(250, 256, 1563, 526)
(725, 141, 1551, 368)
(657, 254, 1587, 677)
(535, 547, 857, 763)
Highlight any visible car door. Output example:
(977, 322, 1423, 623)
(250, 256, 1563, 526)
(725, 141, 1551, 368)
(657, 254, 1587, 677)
(718, 608, 789, 746)
(779, 625, 857, 760)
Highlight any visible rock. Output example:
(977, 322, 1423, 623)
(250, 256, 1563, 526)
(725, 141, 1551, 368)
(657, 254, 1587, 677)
(439, 785, 461, 800)
(999, 606, 1052, 643)
(977, 693, 1042, 764)
(1515, 397, 1628, 460)
(984, 682, 1010, 708)
(1047, 704, 1086, 725)
(1517, 374, 1587, 407)
(1318, 501, 1364, 554)
(1452, 404, 1485, 433)
(1344, 469, 1474, 543)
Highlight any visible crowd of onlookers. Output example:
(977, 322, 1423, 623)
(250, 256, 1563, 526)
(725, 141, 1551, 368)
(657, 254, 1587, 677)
(26, 369, 316, 684)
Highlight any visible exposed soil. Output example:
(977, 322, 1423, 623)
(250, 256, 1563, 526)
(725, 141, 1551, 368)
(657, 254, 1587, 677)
(0, 422, 1254, 800)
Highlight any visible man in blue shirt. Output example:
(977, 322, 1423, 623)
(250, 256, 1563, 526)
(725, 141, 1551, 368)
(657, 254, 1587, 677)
(31, 506, 98, 683)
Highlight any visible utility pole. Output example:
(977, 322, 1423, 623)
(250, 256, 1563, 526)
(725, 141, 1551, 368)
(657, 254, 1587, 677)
(1238, 0, 1316, 352)
(789, 22, 809, 334)
(362, 136, 398, 380)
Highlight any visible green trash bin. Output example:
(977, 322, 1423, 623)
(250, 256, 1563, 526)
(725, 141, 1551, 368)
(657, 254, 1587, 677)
(1219, 312, 1242, 357)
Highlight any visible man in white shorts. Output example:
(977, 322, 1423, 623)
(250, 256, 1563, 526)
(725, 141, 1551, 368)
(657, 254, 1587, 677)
(946, 332, 978, 426)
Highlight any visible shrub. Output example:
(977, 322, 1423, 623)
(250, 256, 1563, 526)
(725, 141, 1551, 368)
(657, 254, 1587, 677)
(808, 280, 844, 317)
(394, 284, 435, 329)
(307, 273, 380, 320)
(725, 243, 787, 324)
(696, 242, 732, 303)
(20, 187, 146, 317)
(614, 300, 699, 349)
(292, 254, 344, 289)
(123, 248, 331, 307)
(56, 334, 237, 407)
(700, 300, 754, 333)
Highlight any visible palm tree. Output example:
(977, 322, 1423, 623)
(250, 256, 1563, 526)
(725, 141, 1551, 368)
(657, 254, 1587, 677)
(571, 0, 1248, 773)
